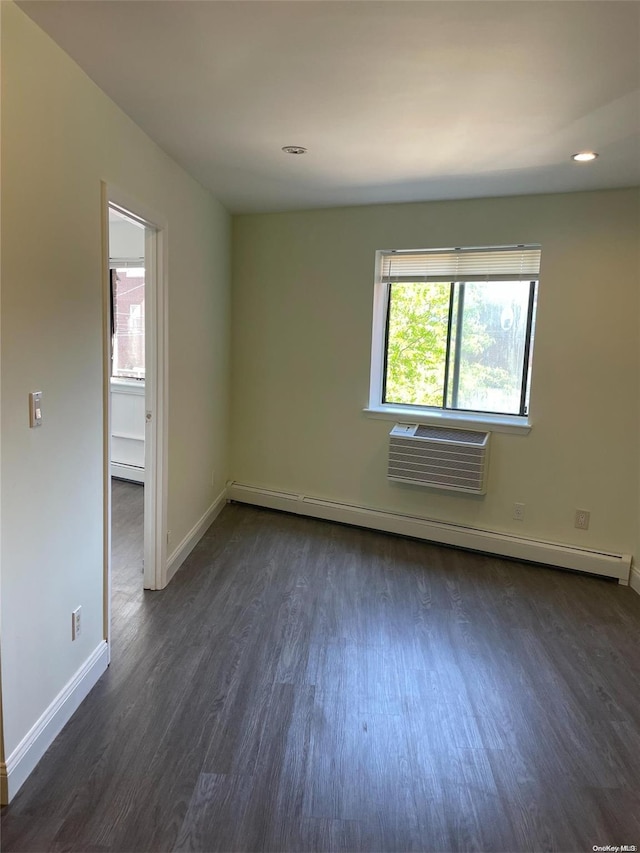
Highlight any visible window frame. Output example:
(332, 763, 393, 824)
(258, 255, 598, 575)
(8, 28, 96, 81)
(366, 248, 539, 434)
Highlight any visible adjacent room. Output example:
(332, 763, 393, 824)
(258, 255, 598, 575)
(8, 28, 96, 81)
(1, 1, 639, 852)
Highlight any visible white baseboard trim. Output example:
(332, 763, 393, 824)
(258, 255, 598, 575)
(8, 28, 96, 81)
(111, 462, 144, 484)
(227, 483, 632, 584)
(0, 641, 109, 805)
(630, 565, 640, 596)
(166, 488, 228, 584)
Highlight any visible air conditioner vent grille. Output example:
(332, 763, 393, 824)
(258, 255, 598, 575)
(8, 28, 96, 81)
(388, 423, 490, 494)
(414, 425, 487, 444)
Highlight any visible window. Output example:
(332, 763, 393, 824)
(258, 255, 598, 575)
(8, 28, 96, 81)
(369, 245, 540, 420)
(111, 266, 145, 380)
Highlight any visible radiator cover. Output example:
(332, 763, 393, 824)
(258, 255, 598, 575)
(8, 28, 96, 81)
(388, 423, 490, 494)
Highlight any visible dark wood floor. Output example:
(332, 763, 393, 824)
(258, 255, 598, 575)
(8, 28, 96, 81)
(3, 489, 640, 853)
(111, 476, 145, 582)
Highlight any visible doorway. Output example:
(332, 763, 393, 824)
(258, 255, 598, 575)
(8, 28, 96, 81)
(109, 207, 146, 603)
(102, 184, 168, 651)
(109, 209, 146, 482)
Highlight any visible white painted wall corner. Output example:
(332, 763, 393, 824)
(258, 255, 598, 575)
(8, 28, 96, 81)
(166, 488, 228, 584)
(630, 564, 640, 596)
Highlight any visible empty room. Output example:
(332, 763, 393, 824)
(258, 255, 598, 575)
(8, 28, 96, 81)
(1, 1, 639, 852)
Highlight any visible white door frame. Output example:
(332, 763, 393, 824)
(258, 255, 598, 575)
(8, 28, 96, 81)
(101, 182, 169, 647)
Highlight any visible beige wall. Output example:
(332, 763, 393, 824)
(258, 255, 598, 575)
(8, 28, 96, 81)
(231, 188, 640, 558)
(0, 3, 230, 758)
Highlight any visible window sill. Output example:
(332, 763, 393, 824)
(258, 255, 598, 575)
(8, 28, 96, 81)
(363, 405, 531, 435)
(110, 378, 145, 396)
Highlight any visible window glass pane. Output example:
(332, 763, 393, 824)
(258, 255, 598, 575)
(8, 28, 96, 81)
(112, 267, 145, 380)
(384, 282, 450, 406)
(448, 281, 531, 415)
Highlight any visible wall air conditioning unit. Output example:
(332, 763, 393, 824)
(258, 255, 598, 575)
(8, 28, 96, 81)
(388, 423, 490, 495)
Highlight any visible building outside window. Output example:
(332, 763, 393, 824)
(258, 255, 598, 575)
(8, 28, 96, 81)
(112, 267, 145, 380)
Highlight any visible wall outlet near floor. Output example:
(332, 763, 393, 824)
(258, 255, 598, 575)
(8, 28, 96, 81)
(72, 606, 81, 640)
(575, 509, 590, 530)
(513, 502, 525, 521)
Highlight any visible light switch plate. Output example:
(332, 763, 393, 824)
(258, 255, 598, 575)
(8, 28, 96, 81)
(29, 391, 43, 428)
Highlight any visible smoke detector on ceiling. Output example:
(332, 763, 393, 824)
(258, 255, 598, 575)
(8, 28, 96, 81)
(282, 146, 307, 155)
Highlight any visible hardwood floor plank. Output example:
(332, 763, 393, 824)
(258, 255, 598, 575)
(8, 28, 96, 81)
(285, 817, 364, 853)
(267, 685, 316, 846)
(173, 773, 251, 853)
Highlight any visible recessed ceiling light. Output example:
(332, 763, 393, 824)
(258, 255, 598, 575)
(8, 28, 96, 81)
(571, 151, 599, 162)
(282, 146, 307, 155)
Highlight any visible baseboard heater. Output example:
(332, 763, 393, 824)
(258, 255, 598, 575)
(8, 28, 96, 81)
(388, 423, 490, 494)
(110, 462, 144, 484)
(226, 482, 631, 584)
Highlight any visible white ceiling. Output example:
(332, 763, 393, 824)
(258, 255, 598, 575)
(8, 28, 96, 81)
(18, 0, 640, 214)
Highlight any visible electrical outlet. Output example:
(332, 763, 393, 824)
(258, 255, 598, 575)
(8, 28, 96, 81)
(72, 606, 81, 640)
(513, 502, 525, 521)
(575, 509, 590, 530)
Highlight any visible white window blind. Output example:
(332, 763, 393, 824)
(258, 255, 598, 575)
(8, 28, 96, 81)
(380, 245, 541, 283)
(109, 258, 145, 269)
